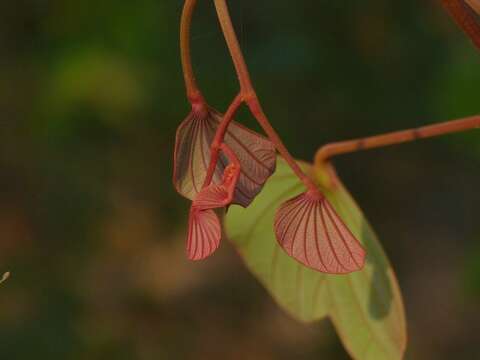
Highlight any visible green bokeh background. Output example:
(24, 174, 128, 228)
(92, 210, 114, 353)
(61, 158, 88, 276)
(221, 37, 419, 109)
(0, 1, 479, 359)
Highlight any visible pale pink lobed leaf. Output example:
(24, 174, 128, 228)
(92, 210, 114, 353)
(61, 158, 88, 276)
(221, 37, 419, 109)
(173, 107, 276, 207)
(274, 191, 366, 274)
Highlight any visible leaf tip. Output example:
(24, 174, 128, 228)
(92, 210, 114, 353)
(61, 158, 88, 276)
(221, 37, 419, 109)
(187, 208, 221, 261)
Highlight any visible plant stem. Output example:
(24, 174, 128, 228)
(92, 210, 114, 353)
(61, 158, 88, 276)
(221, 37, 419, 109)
(212, 0, 254, 93)
(180, 0, 244, 191)
(180, 0, 204, 103)
(315, 115, 480, 165)
(466, 0, 480, 14)
(213, 0, 320, 195)
(203, 94, 244, 187)
(246, 97, 319, 193)
(442, 0, 480, 49)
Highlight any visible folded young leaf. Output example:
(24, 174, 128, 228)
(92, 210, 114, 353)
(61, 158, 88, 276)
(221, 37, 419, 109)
(186, 148, 241, 260)
(274, 191, 365, 274)
(173, 107, 276, 207)
(187, 208, 221, 261)
(193, 184, 230, 209)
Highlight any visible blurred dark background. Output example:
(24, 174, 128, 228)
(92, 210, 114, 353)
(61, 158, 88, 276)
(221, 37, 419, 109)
(0, 0, 479, 359)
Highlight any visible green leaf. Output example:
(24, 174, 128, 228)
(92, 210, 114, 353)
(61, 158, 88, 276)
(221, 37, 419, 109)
(225, 158, 407, 360)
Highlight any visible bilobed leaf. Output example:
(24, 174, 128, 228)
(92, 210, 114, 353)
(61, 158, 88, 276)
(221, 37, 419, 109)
(274, 191, 365, 274)
(173, 108, 276, 207)
(225, 158, 407, 360)
(225, 162, 329, 321)
(187, 208, 221, 261)
(321, 167, 407, 360)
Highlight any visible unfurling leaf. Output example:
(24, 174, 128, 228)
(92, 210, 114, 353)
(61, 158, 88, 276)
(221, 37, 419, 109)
(173, 107, 276, 207)
(225, 158, 407, 360)
(185, 144, 241, 260)
(187, 208, 221, 261)
(275, 191, 365, 274)
(193, 162, 240, 210)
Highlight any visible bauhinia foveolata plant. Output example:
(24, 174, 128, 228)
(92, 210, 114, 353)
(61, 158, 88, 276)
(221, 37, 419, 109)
(173, 0, 480, 274)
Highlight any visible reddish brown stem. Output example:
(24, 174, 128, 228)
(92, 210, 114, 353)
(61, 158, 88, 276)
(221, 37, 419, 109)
(213, 0, 320, 195)
(246, 97, 319, 193)
(202, 93, 244, 187)
(442, 0, 480, 50)
(466, 0, 480, 14)
(315, 115, 480, 166)
(180, 0, 205, 103)
(212, 0, 254, 94)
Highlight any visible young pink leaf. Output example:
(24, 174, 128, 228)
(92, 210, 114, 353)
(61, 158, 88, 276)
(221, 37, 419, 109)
(274, 191, 366, 274)
(187, 208, 221, 261)
(194, 162, 240, 210)
(193, 184, 230, 210)
(173, 107, 276, 207)
(186, 149, 241, 261)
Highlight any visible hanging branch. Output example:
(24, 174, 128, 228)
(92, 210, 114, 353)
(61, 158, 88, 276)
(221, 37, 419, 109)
(212, 0, 320, 195)
(442, 0, 480, 49)
(174, 0, 480, 274)
(316, 115, 480, 165)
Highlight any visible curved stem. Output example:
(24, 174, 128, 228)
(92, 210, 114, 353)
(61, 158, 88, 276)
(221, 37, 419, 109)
(213, 0, 320, 195)
(213, 0, 254, 93)
(466, 0, 480, 14)
(442, 0, 480, 50)
(315, 115, 480, 165)
(203, 93, 244, 187)
(180, 0, 204, 103)
(246, 97, 319, 193)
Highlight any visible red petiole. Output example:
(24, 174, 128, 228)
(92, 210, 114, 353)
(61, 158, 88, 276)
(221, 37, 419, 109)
(442, 0, 480, 50)
(202, 93, 243, 188)
(212, 0, 320, 196)
(315, 115, 480, 165)
(213, 0, 480, 184)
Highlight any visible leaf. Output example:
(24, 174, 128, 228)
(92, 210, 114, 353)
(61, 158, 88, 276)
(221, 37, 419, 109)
(274, 191, 366, 274)
(187, 208, 221, 261)
(225, 158, 407, 360)
(173, 107, 276, 207)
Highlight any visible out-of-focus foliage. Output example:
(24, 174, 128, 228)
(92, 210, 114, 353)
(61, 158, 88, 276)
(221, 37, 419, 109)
(226, 159, 406, 360)
(0, 0, 479, 359)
